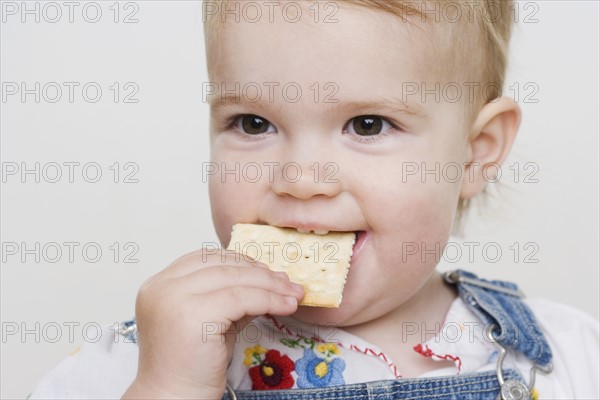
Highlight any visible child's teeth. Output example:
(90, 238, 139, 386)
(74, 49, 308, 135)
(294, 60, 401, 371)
(295, 228, 330, 235)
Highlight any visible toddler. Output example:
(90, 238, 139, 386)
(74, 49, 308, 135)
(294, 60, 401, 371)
(30, 1, 599, 399)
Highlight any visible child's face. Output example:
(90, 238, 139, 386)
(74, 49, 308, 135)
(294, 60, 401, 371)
(208, 4, 471, 326)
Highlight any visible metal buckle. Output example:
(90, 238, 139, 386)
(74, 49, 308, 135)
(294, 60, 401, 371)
(485, 324, 553, 400)
(118, 320, 137, 338)
(226, 383, 237, 400)
(443, 271, 526, 298)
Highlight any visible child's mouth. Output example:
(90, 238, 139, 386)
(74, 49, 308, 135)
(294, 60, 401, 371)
(288, 227, 368, 258)
(352, 230, 368, 260)
(261, 223, 369, 262)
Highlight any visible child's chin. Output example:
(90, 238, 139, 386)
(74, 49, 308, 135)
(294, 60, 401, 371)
(293, 301, 363, 328)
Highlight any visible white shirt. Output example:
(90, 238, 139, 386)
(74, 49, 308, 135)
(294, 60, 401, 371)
(29, 297, 599, 399)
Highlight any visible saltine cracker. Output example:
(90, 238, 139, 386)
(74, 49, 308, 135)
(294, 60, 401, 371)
(227, 223, 355, 307)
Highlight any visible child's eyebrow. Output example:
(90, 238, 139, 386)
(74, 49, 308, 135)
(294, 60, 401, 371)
(209, 95, 426, 119)
(325, 98, 427, 119)
(209, 95, 278, 114)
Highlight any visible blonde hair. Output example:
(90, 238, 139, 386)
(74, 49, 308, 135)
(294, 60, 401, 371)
(203, 0, 516, 229)
(203, 0, 514, 107)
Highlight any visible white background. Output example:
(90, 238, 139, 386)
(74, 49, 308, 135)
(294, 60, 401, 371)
(1, 1, 598, 398)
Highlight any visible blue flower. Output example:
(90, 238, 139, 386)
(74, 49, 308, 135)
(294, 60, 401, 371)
(295, 348, 345, 388)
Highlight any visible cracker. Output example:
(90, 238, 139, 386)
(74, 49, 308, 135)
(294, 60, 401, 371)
(227, 223, 355, 308)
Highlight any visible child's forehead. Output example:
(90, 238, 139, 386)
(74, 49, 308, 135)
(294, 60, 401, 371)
(213, 3, 439, 85)
(205, 2, 471, 125)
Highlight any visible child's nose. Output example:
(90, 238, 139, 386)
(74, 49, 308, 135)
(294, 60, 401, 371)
(270, 160, 343, 200)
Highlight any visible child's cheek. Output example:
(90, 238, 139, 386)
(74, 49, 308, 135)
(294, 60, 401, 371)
(374, 169, 460, 267)
(208, 169, 271, 244)
(208, 172, 247, 245)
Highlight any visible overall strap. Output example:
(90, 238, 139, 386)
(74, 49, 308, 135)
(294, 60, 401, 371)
(222, 369, 524, 400)
(442, 269, 553, 369)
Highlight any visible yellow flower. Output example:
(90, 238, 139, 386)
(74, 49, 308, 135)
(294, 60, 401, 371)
(243, 345, 267, 366)
(317, 343, 340, 355)
(314, 361, 329, 378)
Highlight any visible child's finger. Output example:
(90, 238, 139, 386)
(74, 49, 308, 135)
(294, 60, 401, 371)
(161, 249, 268, 279)
(173, 265, 298, 296)
(200, 287, 300, 323)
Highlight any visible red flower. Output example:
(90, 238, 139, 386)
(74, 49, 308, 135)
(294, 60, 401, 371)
(249, 349, 295, 390)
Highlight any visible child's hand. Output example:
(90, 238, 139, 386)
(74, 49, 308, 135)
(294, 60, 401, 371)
(121, 249, 304, 399)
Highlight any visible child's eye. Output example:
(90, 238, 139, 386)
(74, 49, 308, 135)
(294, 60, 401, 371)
(232, 114, 277, 135)
(343, 115, 397, 140)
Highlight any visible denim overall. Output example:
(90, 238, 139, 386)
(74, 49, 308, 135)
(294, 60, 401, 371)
(119, 269, 554, 400)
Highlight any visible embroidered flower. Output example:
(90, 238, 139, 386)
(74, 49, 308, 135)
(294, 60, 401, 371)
(248, 349, 295, 390)
(295, 348, 345, 388)
(316, 343, 340, 356)
(244, 345, 267, 366)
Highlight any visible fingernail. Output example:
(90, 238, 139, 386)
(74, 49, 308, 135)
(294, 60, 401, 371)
(286, 296, 297, 306)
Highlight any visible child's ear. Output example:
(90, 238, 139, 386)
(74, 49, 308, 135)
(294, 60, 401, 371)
(460, 96, 522, 200)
